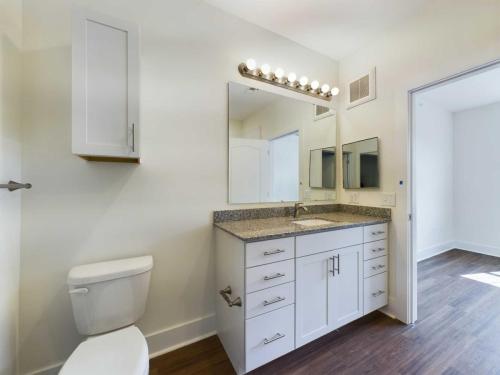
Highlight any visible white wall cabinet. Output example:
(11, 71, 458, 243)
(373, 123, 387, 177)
(215, 223, 388, 374)
(72, 8, 140, 161)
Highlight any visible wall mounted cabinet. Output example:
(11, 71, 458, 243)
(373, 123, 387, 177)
(72, 8, 140, 162)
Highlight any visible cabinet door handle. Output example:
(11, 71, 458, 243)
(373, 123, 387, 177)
(329, 256, 335, 276)
(263, 296, 285, 306)
(371, 247, 385, 253)
(264, 273, 285, 281)
(263, 249, 285, 256)
(263, 333, 286, 345)
(335, 254, 340, 274)
(371, 290, 386, 297)
(371, 264, 385, 270)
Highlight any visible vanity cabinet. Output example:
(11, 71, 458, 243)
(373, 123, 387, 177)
(72, 8, 140, 162)
(215, 222, 388, 374)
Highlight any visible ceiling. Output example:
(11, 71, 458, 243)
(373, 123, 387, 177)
(206, 0, 431, 60)
(417, 66, 500, 113)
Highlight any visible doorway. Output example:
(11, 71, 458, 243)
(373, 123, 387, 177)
(409, 59, 500, 323)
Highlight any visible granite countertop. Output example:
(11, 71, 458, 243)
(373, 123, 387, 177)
(214, 211, 390, 242)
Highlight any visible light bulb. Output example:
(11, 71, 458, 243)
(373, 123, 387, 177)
(310, 80, 319, 90)
(331, 87, 340, 96)
(321, 84, 330, 94)
(261, 64, 271, 75)
(274, 68, 285, 79)
(299, 76, 308, 86)
(245, 58, 256, 71)
(287, 72, 297, 83)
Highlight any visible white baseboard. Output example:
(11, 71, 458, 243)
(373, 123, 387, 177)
(25, 314, 216, 375)
(146, 314, 216, 358)
(454, 241, 500, 258)
(417, 241, 455, 262)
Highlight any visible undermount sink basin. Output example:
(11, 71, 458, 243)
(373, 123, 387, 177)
(292, 219, 333, 227)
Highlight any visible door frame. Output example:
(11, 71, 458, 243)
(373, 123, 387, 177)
(407, 58, 500, 324)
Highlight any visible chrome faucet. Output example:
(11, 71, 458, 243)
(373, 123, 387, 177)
(293, 202, 309, 218)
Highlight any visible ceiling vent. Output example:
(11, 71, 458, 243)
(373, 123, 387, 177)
(347, 67, 376, 109)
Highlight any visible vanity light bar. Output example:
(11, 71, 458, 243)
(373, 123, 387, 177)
(238, 59, 339, 101)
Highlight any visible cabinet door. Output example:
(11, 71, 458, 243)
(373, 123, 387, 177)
(295, 251, 334, 347)
(329, 245, 363, 329)
(72, 8, 139, 159)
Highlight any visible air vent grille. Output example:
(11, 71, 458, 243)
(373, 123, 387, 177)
(347, 68, 376, 109)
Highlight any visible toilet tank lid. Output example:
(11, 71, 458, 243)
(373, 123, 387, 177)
(68, 256, 153, 286)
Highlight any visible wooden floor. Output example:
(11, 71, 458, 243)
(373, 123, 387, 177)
(150, 250, 500, 375)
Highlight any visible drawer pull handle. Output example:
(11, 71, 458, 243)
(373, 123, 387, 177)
(371, 231, 385, 235)
(371, 247, 385, 253)
(263, 249, 285, 256)
(219, 286, 242, 307)
(263, 332, 286, 345)
(264, 273, 285, 281)
(371, 265, 386, 270)
(371, 290, 386, 297)
(263, 296, 285, 306)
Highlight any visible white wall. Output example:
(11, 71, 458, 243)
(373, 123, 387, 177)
(414, 99, 454, 260)
(338, 0, 500, 321)
(0, 0, 23, 374)
(454, 102, 500, 256)
(19, 0, 338, 373)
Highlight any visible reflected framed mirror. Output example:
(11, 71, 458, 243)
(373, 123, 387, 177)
(309, 147, 336, 189)
(342, 137, 379, 189)
(228, 82, 337, 204)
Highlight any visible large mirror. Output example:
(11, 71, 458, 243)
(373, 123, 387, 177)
(342, 137, 379, 189)
(228, 82, 336, 204)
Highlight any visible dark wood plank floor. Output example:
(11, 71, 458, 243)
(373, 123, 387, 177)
(150, 249, 500, 375)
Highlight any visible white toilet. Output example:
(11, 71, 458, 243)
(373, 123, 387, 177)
(60, 256, 153, 375)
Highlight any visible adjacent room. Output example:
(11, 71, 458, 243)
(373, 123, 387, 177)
(1, 1, 500, 375)
(413, 64, 500, 367)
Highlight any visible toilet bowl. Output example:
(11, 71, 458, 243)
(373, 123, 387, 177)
(60, 326, 148, 375)
(60, 256, 153, 375)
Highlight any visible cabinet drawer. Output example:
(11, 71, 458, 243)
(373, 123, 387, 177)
(296, 227, 363, 257)
(364, 256, 387, 278)
(363, 239, 387, 260)
(246, 237, 294, 268)
(245, 304, 295, 372)
(246, 282, 294, 319)
(246, 259, 295, 293)
(364, 272, 388, 314)
(364, 223, 388, 243)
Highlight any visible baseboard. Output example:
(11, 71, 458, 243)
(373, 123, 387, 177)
(24, 314, 216, 375)
(146, 314, 216, 358)
(417, 241, 455, 262)
(454, 241, 500, 258)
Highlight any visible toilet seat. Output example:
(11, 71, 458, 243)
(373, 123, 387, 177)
(60, 325, 149, 375)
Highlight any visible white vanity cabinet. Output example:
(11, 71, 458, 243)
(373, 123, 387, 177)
(215, 222, 388, 374)
(72, 8, 140, 161)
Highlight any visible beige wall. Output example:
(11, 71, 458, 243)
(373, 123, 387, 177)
(337, 0, 500, 321)
(0, 1, 23, 374)
(19, 0, 339, 373)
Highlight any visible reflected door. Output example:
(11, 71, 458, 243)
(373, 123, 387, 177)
(229, 138, 270, 203)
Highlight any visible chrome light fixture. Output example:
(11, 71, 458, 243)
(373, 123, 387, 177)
(238, 59, 339, 101)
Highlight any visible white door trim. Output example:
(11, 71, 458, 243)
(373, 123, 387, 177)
(407, 58, 500, 324)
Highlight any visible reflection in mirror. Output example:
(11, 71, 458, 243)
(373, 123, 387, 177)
(342, 137, 379, 189)
(310, 147, 336, 189)
(228, 82, 336, 204)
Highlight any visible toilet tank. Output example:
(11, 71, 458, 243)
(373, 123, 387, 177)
(67, 256, 153, 336)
